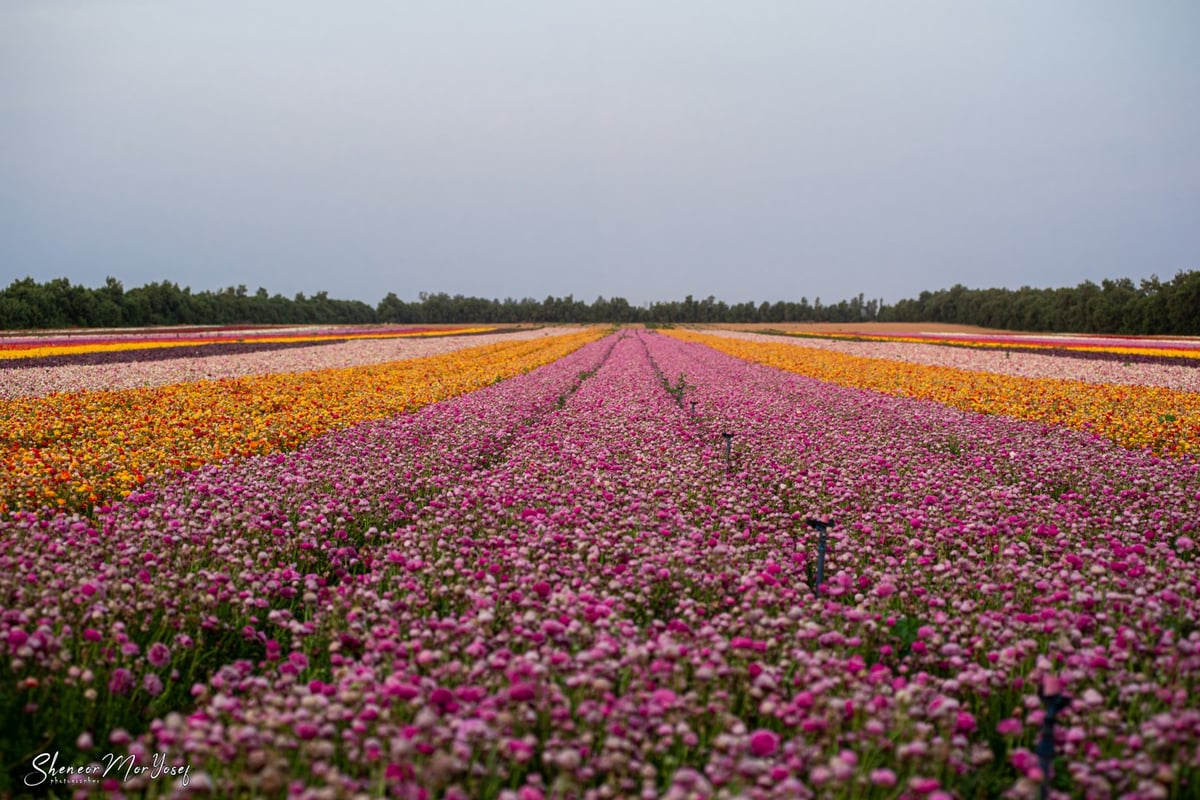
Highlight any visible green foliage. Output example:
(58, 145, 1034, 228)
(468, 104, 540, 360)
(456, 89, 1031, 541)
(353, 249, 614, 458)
(0, 277, 377, 330)
(878, 272, 1200, 336)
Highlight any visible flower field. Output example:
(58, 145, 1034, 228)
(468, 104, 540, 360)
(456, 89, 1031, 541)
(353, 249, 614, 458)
(2, 329, 1199, 798)
(675, 330, 1200, 458)
(0, 326, 500, 363)
(0, 329, 599, 515)
(698, 330, 1200, 394)
(1, 328, 585, 400)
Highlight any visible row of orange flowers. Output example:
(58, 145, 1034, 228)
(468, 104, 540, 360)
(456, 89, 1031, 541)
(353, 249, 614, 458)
(670, 330, 1200, 457)
(1, 329, 604, 515)
(0, 326, 498, 361)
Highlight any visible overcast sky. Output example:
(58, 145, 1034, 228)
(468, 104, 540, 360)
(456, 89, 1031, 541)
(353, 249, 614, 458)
(2, 2, 1198, 307)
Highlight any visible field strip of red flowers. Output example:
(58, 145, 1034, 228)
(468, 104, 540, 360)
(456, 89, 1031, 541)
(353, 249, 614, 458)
(2, 329, 1198, 798)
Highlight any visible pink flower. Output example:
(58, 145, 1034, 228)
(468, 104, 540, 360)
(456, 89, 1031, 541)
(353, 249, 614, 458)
(869, 768, 897, 787)
(108, 668, 134, 695)
(143, 673, 164, 696)
(909, 776, 942, 794)
(430, 687, 458, 712)
(997, 717, 1023, 736)
(748, 729, 779, 757)
(508, 682, 536, 702)
(147, 642, 171, 668)
(295, 722, 320, 740)
(388, 682, 420, 701)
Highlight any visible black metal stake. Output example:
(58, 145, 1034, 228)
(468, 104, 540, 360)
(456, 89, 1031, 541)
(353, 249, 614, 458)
(1037, 678, 1071, 799)
(720, 432, 733, 469)
(690, 400, 697, 415)
(805, 517, 833, 596)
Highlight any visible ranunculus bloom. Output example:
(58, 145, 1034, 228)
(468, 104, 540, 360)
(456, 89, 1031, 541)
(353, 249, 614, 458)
(870, 768, 898, 787)
(508, 682, 536, 702)
(143, 672, 164, 696)
(996, 717, 1023, 736)
(748, 729, 780, 757)
(147, 642, 171, 668)
(108, 668, 134, 695)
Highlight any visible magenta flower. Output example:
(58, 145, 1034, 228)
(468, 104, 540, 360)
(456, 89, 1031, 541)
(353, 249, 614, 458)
(426, 686, 460, 714)
(295, 722, 320, 740)
(996, 717, 1023, 736)
(508, 682, 536, 703)
(147, 642, 171, 668)
(748, 729, 780, 757)
(108, 668, 134, 695)
(909, 776, 942, 794)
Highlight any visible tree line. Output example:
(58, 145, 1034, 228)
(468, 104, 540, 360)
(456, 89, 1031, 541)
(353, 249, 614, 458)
(2, 271, 1198, 335)
(0, 278, 376, 329)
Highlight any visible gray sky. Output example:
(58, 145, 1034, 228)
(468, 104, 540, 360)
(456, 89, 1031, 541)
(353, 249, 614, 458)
(2, 2, 1198, 307)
